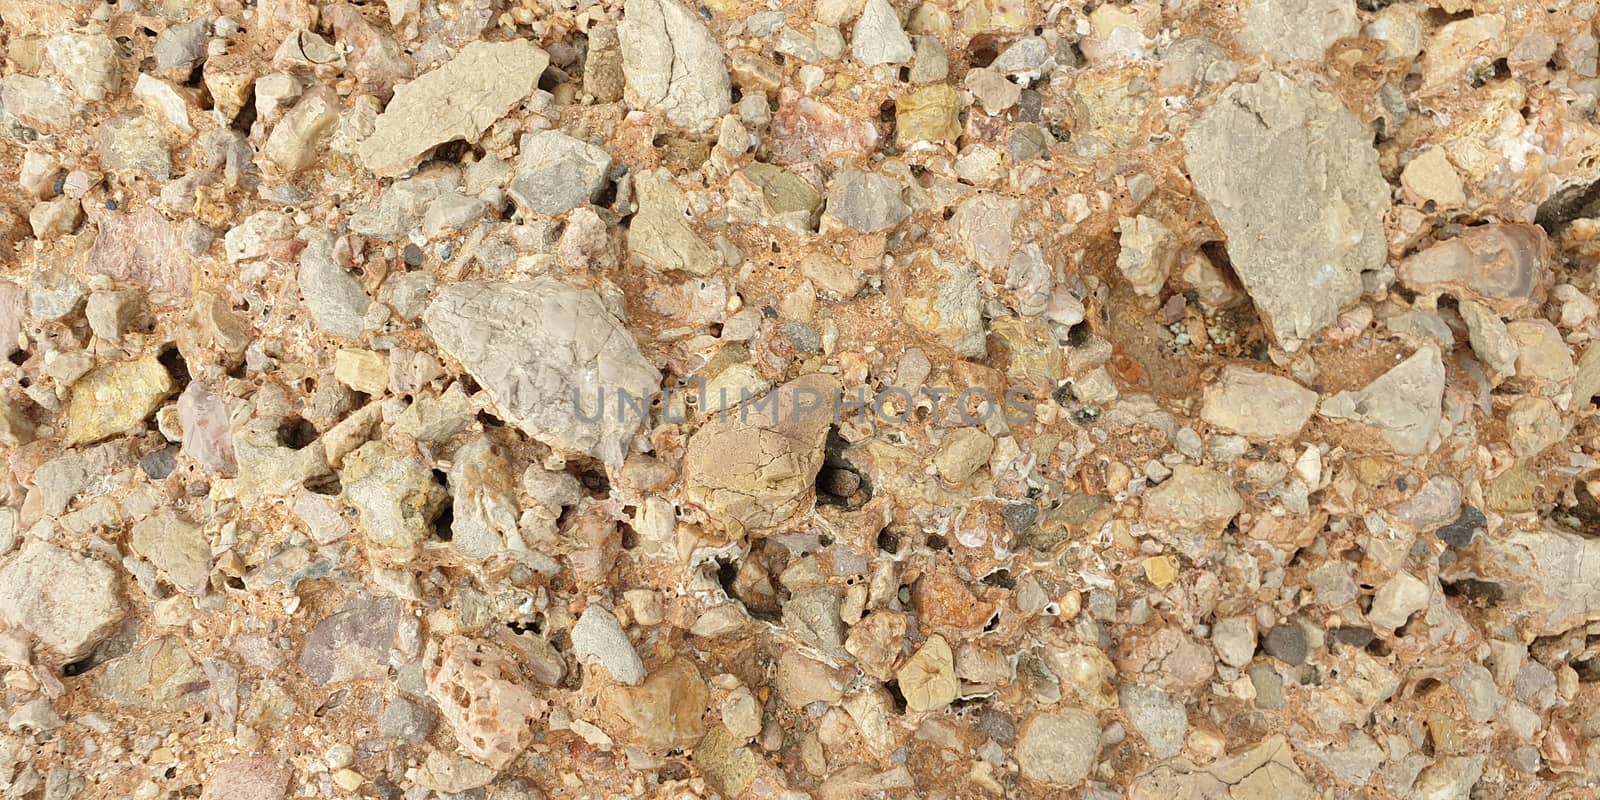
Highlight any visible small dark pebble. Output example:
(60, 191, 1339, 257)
(975, 708, 1016, 745)
(1436, 504, 1486, 548)
(1003, 502, 1038, 532)
(402, 243, 424, 267)
(1263, 622, 1309, 666)
(780, 321, 821, 353)
(1331, 627, 1376, 649)
(820, 468, 861, 497)
(140, 447, 177, 480)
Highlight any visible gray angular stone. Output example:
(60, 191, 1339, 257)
(424, 279, 661, 466)
(95, 636, 206, 710)
(0, 75, 82, 131)
(1211, 616, 1257, 668)
(1301, 731, 1385, 787)
(510, 131, 613, 216)
(1458, 299, 1518, 378)
(356, 41, 549, 176)
(1119, 684, 1187, 759)
(852, 0, 913, 66)
(1183, 71, 1388, 346)
(1263, 622, 1308, 666)
(379, 695, 436, 744)
(1368, 571, 1428, 630)
(1319, 344, 1445, 455)
(825, 170, 908, 232)
(0, 541, 127, 660)
(297, 230, 371, 339)
(783, 586, 847, 658)
(155, 18, 213, 74)
(572, 605, 646, 684)
(619, 0, 731, 131)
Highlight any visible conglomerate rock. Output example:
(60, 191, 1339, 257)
(7, 0, 1600, 797)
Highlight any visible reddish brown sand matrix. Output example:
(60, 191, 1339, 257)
(3, 0, 1600, 797)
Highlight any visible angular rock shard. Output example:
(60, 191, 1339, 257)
(1183, 71, 1388, 346)
(424, 279, 661, 466)
(1319, 344, 1445, 455)
(356, 41, 549, 176)
(1200, 366, 1318, 439)
(619, 0, 731, 132)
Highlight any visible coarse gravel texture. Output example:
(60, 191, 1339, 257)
(4, 0, 1600, 798)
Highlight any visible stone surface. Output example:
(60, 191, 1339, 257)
(65, 355, 175, 446)
(1397, 225, 1546, 314)
(1183, 71, 1388, 345)
(1143, 465, 1244, 530)
(896, 635, 958, 712)
(682, 373, 839, 534)
(129, 510, 211, 595)
(600, 656, 708, 751)
(1320, 344, 1446, 455)
(0, 541, 126, 661)
(619, 0, 731, 131)
(8, 2, 1600, 796)
(424, 280, 661, 465)
(1015, 708, 1100, 785)
(1120, 684, 1187, 759)
(201, 757, 291, 800)
(852, 0, 914, 66)
(427, 637, 546, 769)
(342, 441, 449, 549)
(510, 131, 613, 217)
(356, 41, 549, 176)
(1200, 366, 1318, 439)
(572, 605, 646, 685)
(628, 170, 721, 276)
(1239, 0, 1358, 62)
(824, 170, 909, 232)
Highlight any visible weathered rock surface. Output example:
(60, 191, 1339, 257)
(619, 0, 731, 131)
(356, 41, 550, 176)
(1320, 344, 1446, 455)
(572, 605, 646, 685)
(0, 541, 126, 660)
(64, 355, 175, 446)
(424, 280, 661, 465)
(1184, 71, 1388, 345)
(1397, 225, 1547, 314)
(1200, 366, 1317, 439)
(509, 131, 613, 217)
(682, 373, 839, 534)
(1016, 708, 1101, 785)
(342, 441, 449, 549)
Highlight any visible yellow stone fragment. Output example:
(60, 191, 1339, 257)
(334, 349, 388, 395)
(331, 768, 364, 792)
(65, 355, 174, 446)
(897, 84, 960, 146)
(1143, 555, 1180, 589)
